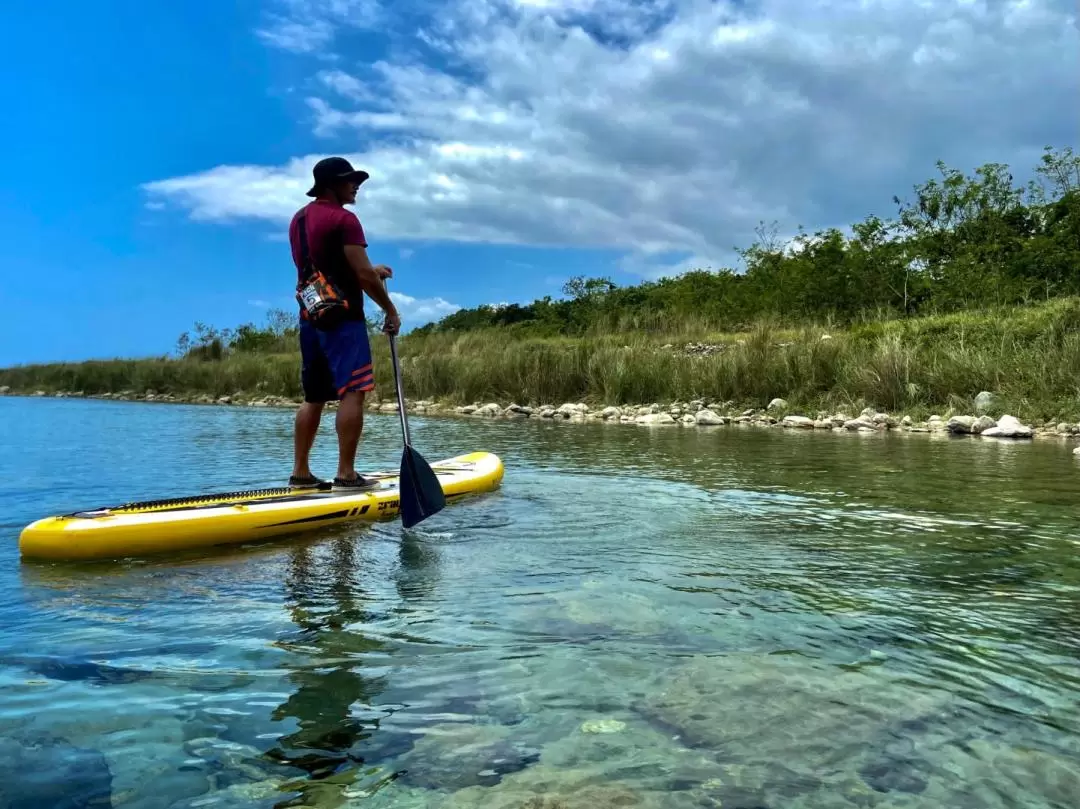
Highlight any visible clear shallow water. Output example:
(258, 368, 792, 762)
(1, 396, 1079, 808)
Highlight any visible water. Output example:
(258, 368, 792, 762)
(1, 396, 1079, 809)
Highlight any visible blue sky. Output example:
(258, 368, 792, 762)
(0, 0, 1076, 367)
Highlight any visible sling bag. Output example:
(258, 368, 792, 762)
(294, 210, 350, 330)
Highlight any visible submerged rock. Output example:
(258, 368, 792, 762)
(396, 723, 541, 791)
(579, 718, 626, 734)
(633, 652, 949, 795)
(0, 731, 113, 808)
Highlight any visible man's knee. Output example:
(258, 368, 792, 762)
(339, 389, 366, 407)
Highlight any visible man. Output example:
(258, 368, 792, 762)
(288, 156, 401, 490)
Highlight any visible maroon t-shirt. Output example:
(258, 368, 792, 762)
(290, 199, 368, 320)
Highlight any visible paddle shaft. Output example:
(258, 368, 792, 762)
(387, 331, 412, 447)
(381, 276, 412, 447)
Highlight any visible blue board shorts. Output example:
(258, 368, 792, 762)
(299, 317, 374, 403)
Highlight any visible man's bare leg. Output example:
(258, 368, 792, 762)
(335, 390, 366, 481)
(291, 401, 324, 482)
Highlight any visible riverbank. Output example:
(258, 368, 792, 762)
(6, 297, 1080, 434)
(6, 386, 1080, 449)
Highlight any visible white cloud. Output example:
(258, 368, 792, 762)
(146, 0, 1079, 273)
(389, 291, 461, 323)
(255, 0, 383, 53)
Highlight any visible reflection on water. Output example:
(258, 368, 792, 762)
(1, 397, 1079, 808)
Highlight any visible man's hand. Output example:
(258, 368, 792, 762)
(383, 310, 401, 336)
(375, 264, 393, 279)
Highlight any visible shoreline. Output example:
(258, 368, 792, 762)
(5, 387, 1080, 449)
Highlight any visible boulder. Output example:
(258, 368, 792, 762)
(600, 406, 621, 420)
(557, 402, 588, 417)
(843, 418, 877, 432)
(947, 416, 976, 434)
(981, 414, 1033, 439)
(767, 398, 788, 412)
(974, 391, 1000, 414)
(635, 413, 676, 426)
(781, 415, 815, 429)
(971, 415, 997, 434)
(695, 409, 725, 426)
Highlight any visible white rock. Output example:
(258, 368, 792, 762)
(901, 416, 913, 427)
(767, 398, 788, 411)
(580, 718, 626, 734)
(981, 414, 1033, 439)
(971, 415, 997, 434)
(844, 418, 877, 432)
(636, 413, 676, 425)
(680, 414, 697, 425)
(695, 409, 726, 426)
(782, 415, 815, 429)
(557, 402, 588, 416)
(600, 406, 621, 420)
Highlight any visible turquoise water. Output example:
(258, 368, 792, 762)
(1, 395, 1079, 808)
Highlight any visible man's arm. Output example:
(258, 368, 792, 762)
(338, 212, 400, 333)
(344, 243, 397, 314)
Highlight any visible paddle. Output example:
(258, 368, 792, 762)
(384, 285, 446, 529)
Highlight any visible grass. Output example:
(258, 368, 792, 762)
(5, 297, 1080, 424)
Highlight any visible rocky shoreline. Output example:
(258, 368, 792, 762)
(6, 385, 1080, 449)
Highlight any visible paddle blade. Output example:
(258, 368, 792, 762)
(398, 445, 446, 528)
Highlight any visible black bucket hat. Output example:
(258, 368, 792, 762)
(306, 156, 370, 197)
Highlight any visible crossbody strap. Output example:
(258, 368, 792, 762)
(297, 209, 312, 274)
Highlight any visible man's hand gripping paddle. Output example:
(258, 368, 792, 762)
(384, 282, 446, 529)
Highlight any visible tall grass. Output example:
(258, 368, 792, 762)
(6, 298, 1080, 422)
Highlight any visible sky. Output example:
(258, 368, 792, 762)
(0, 0, 1076, 367)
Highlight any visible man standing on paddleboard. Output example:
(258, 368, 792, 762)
(288, 156, 401, 490)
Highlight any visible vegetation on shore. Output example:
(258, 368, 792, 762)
(2, 146, 1079, 423)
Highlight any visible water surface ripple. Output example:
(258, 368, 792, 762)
(1, 397, 1078, 808)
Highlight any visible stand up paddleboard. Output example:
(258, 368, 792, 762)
(19, 451, 503, 562)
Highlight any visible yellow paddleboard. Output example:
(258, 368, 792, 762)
(19, 451, 504, 562)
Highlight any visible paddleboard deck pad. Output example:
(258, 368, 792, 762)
(19, 451, 504, 561)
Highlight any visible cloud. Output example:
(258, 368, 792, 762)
(255, 0, 384, 53)
(389, 291, 461, 323)
(146, 0, 1079, 273)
